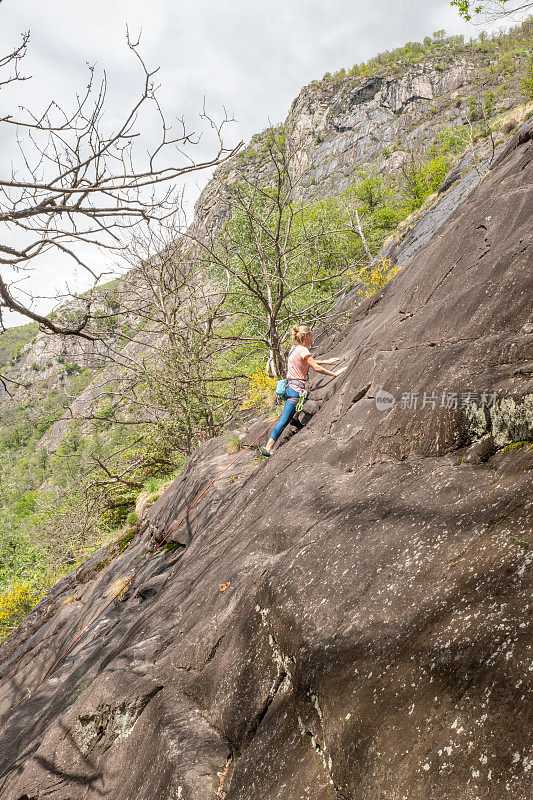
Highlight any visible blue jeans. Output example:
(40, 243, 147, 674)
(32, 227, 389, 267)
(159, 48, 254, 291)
(270, 385, 301, 442)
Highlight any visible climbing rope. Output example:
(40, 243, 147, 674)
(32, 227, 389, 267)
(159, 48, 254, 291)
(11, 418, 277, 709)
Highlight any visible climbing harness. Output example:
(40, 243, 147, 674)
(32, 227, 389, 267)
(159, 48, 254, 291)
(275, 377, 308, 413)
(274, 342, 311, 413)
(10, 417, 278, 711)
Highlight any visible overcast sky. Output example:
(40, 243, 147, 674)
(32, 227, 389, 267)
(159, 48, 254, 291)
(0, 0, 515, 326)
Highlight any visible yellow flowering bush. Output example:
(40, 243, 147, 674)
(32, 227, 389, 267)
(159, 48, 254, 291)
(0, 570, 64, 642)
(0, 580, 40, 640)
(351, 256, 402, 300)
(241, 371, 277, 411)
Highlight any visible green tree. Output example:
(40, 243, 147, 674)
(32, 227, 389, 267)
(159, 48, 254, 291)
(194, 128, 363, 377)
(468, 96, 483, 122)
(400, 151, 449, 209)
(450, 0, 532, 21)
(520, 58, 533, 98)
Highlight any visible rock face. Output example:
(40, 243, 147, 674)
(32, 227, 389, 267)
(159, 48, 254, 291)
(286, 62, 476, 191)
(0, 109, 531, 800)
(192, 56, 528, 238)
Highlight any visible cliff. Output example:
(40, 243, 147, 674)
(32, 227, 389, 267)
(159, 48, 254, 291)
(0, 108, 531, 800)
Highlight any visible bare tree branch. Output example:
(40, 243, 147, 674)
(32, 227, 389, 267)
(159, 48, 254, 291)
(0, 19, 242, 338)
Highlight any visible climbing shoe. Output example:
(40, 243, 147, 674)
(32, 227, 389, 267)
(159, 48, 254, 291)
(259, 447, 273, 457)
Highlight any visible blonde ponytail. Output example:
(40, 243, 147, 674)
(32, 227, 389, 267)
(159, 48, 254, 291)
(291, 324, 311, 345)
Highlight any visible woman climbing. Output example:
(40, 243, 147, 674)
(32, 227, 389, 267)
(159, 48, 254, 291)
(260, 324, 346, 457)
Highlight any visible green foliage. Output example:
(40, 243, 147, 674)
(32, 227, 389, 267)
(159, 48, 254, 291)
(0, 421, 34, 451)
(520, 58, 533, 99)
(319, 18, 533, 88)
(427, 126, 465, 159)
(0, 517, 42, 589)
(15, 491, 39, 518)
(484, 90, 495, 117)
(95, 277, 120, 293)
(344, 175, 408, 248)
(0, 414, 185, 626)
(163, 542, 183, 553)
(143, 475, 172, 494)
(450, 0, 501, 21)
(93, 308, 118, 332)
(401, 154, 449, 208)
(468, 96, 483, 122)
(355, 175, 386, 209)
(118, 529, 135, 552)
(55, 308, 87, 329)
(68, 367, 94, 397)
(0, 323, 38, 368)
(64, 361, 82, 375)
(117, 321, 134, 348)
(137, 323, 226, 456)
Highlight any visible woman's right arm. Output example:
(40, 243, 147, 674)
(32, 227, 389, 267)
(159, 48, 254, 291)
(307, 356, 346, 377)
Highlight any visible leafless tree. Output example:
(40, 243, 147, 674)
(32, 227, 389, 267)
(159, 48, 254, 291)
(50, 218, 247, 465)
(0, 14, 242, 341)
(108, 223, 241, 455)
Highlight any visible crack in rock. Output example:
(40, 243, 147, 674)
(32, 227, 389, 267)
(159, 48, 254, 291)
(75, 684, 163, 754)
(297, 692, 349, 800)
(255, 606, 296, 685)
(215, 754, 234, 799)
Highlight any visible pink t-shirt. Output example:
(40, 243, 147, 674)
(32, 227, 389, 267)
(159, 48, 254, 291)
(287, 345, 311, 382)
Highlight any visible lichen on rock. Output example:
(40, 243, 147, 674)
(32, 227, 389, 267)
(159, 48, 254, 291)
(467, 394, 533, 448)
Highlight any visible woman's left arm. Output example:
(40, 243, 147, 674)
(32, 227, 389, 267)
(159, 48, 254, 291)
(314, 357, 340, 365)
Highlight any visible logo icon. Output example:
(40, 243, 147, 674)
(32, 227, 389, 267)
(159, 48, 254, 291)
(376, 389, 396, 412)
